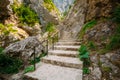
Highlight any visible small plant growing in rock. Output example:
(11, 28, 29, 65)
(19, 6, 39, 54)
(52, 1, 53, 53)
(43, 0, 60, 15)
(0, 23, 17, 36)
(87, 41, 96, 50)
(24, 65, 34, 74)
(79, 20, 97, 38)
(78, 44, 90, 74)
(12, 4, 39, 26)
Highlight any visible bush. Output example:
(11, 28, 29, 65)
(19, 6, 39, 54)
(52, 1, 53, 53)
(0, 23, 17, 35)
(0, 47, 4, 53)
(0, 53, 23, 74)
(45, 22, 55, 32)
(78, 44, 90, 74)
(83, 67, 90, 74)
(12, 4, 39, 26)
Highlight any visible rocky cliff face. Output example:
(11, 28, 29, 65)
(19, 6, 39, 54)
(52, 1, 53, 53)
(0, 0, 12, 23)
(85, 0, 117, 22)
(59, 0, 87, 40)
(24, 0, 59, 27)
(59, 0, 120, 80)
(60, 0, 118, 39)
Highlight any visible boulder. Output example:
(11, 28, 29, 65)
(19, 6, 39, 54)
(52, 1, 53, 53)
(4, 36, 45, 64)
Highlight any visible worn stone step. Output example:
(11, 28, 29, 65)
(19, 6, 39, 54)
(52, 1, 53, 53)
(41, 55, 82, 69)
(48, 50, 79, 57)
(54, 45, 80, 51)
(59, 39, 80, 42)
(56, 42, 81, 45)
(24, 63, 82, 80)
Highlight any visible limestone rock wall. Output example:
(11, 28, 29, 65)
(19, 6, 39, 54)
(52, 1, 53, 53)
(0, 0, 12, 23)
(85, 0, 115, 22)
(60, 0, 87, 40)
(60, 0, 119, 39)
(24, 0, 59, 27)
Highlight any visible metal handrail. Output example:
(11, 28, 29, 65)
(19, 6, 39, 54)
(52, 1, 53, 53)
(33, 30, 59, 70)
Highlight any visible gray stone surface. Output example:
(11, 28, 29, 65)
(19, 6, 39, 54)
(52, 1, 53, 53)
(41, 55, 82, 69)
(24, 41, 83, 80)
(24, 63, 82, 80)
(49, 50, 78, 57)
(54, 45, 80, 51)
(4, 36, 45, 64)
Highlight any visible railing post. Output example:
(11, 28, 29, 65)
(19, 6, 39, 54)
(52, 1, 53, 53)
(46, 40, 48, 55)
(33, 46, 36, 70)
(52, 37, 54, 50)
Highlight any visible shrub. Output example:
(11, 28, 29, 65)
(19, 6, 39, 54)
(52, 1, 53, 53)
(83, 67, 90, 74)
(0, 47, 4, 53)
(78, 44, 90, 74)
(0, 53, 23, 74)
(45, 22, 55, 32)
(12, 4, 39, 26)
(0, 23, 17, 36)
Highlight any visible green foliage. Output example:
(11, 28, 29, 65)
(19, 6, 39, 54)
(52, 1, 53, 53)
(45, 22, 55, 32)
(29, 53, 46, 65)
(102, 66, 112, 72)
(87, 41, 96, 50)
(107, 25, 120, 50)
(112, 5, 120, 23)
(0, 23, 17, 35)
(43, 0, 59, 13)
(24, 65, 34, 74)
(12, 4, 39, 26)
(30, 57, 40, 65)
(63, 11, 68, 17)
(83, 20, 97, 31)
(83, 67, 90, 74)
(79, 44, 88, 56)
(79, 20, 97, 38)
(0, 53, 23, 74)
(78, 44, 90, 74)
(24, 53, 46, 73)
(98, 49, 109, 54)
(0, 47, 4, 53)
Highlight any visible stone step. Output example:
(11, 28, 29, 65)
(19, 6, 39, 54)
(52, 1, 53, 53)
(54, 45, 80, 51)
(59, 39, 80, 42)
(24, 63, 82, 80)
(56, 42, 81, 45)
(41, 55, 82, 69)
(48, 50, 79, 57)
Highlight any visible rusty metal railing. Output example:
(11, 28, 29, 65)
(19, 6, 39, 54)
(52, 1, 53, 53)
(33, 30, 59, 70)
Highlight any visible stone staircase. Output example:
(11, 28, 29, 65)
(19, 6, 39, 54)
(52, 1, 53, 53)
(24, 40, 83, 80)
